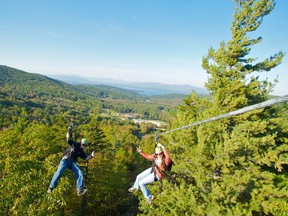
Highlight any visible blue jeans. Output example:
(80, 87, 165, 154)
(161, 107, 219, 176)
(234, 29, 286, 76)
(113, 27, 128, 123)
(49, 159, 85, 190)
(133, 167, 159, 199)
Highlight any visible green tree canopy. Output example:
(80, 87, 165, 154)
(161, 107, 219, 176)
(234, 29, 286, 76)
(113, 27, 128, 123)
(139, 0, 287, 215)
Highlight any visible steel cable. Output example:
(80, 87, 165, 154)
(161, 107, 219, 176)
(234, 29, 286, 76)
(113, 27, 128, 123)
(158, 96, 288, 136)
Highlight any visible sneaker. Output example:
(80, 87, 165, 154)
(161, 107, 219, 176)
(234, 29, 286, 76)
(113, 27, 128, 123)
(47, 187, 54, 193)
(128, 187, 136, 193)
(77, 188, 88, 196)
(147, 195, 154, 205)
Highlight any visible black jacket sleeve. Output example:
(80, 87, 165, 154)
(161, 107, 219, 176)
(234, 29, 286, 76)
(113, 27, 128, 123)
(67, 139, 76, 147)
(79, 149, 93, 161)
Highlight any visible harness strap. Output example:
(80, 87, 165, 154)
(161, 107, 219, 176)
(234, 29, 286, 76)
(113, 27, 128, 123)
(151, 165, 159, 181)
(152, 162, 169, 180)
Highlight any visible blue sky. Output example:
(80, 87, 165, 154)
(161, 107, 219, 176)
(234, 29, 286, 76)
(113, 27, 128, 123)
(0, 0, 287, 96)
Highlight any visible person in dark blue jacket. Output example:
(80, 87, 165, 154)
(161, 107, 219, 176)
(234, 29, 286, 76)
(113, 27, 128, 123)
(47, 133, 94, 196)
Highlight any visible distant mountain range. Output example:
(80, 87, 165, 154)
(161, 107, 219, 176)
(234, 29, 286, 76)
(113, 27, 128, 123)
(46, 74, 209, 96)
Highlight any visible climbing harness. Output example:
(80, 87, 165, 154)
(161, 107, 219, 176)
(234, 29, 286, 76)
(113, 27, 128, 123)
(152, 132, 175, 179)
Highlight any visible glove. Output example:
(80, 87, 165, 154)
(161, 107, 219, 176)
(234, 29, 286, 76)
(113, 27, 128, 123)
(157, 143, 165, 149)
(91, 151, 95, 157)
(66, 132, 71, 141)
(136, 147, 142, 153)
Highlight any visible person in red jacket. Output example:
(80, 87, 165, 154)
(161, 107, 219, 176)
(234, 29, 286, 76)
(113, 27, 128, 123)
(128, 143, 172, 204)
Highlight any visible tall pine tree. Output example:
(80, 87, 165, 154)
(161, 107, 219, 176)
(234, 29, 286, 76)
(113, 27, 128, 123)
(140, 0, 287, 215)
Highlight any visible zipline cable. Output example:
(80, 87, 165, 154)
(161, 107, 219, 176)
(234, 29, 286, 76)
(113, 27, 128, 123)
(157, 96, 288, 136)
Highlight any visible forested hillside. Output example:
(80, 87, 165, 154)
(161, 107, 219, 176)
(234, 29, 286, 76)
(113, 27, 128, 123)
(0, 65, 182, 215)
(1, 0, 288, 215)
(0, 65, 182, 128)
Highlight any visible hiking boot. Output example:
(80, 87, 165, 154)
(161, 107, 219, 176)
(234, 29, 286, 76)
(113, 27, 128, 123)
(147, 195, 154, 205)
(77, 188, 88, 196)
(128, 187, 136, 193)
(47, 187, 54, 193)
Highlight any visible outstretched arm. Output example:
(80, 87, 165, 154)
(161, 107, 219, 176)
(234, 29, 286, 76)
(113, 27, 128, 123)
(80, 150, 95, 161)
(85, 151, 95, 161)
(66, 132, 76, 147)
(137, 146, 155, 160)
